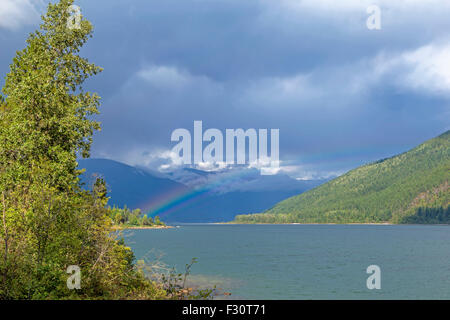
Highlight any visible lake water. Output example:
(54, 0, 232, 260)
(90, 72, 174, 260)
(124, 224, 450, 299)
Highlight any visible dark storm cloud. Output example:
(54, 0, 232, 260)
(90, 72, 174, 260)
(1, 0, 449, 179)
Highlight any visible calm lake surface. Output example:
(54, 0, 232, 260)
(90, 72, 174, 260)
(124, 224, 450, 299)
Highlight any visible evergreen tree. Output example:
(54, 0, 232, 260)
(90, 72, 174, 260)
(0, 0, 166, 299)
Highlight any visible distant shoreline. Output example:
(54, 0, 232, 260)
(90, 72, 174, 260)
(218, 222, 393, 225)
(111, 223, 450, 228)
(217, 222, 450, 226)
(112, 225, 174, 230)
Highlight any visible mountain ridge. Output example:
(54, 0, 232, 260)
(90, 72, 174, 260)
(234, 131, 450, 224)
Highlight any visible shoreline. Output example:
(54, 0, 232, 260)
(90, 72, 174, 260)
(216, 222, 450, 226)
(217, 222, 393, 225)
(112, 225, 174, 230)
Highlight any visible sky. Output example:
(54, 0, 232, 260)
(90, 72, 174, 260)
(0, 0, 449, 181)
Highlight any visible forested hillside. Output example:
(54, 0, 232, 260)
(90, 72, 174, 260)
(234, 131, 450, 224)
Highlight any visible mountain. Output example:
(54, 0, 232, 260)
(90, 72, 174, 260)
(162, 190, 315, 223)
(158, 166, 324, 222)
(78, 159, 189, 210)
(79, 159, 323, 223)
(163, 165, 323, 192)
(234, 131, 450, 224)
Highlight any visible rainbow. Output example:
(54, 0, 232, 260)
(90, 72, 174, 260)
(136, 168, 256, 219)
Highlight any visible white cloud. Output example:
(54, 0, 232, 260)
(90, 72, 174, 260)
(239, 73, 325, 111)
(137, 65, 218, 91)
(0, 0, 42, 30)
(138, 66, 192, 89)
(278, 0, 450, 12)
(400, 44, 450, 94)
(372, 42, 450, 95)
(278, 0, 366, 12)
(289, 41, 450, 99)
(196, 161, 228, 172)
(274, 164, 342, 181)
(259, 0, 450, 34)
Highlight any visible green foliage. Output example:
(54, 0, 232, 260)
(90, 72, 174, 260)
(0, 0, 166, 299)
(235, 131, 450, 224)
(399, 206, 450, 224)
(137, 257, 216, 300)
(107, 207, 166, 228)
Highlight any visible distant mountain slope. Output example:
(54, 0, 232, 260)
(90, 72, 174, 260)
(78, 158, 189, 210)
(234, 131, 450, 224)
(164, 190, 313, 223)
